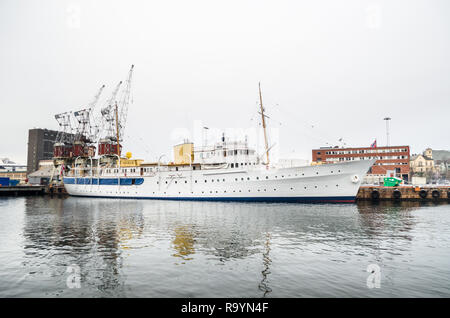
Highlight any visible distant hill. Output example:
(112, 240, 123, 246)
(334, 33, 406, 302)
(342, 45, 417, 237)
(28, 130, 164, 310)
(433, 150, 450, 161)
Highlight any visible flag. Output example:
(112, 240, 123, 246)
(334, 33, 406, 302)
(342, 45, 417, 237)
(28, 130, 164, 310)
(370, 139, 377, 148)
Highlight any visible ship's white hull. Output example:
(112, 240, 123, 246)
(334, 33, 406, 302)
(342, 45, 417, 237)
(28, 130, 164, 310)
(63, 160, 375, 203)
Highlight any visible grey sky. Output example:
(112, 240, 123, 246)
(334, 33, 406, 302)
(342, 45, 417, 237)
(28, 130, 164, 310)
(1, 0, 449, 164)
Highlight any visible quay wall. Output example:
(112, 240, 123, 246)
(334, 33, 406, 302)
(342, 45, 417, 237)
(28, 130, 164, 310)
(357, 185, 450, 202)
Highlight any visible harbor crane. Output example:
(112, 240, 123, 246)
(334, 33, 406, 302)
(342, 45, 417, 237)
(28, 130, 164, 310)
(98, 65, 134, 156)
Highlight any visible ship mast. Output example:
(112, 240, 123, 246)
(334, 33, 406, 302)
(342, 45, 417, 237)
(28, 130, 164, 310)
(259, 82, 270, 165)
(115, 102, 120, 156)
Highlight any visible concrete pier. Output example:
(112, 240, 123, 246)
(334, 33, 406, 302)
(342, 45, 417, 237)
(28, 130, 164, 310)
(357, 185, 450, 202)
(0, 185, 45, 196)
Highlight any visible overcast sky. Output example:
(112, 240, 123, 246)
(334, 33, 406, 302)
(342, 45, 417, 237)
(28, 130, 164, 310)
(1, 0, 449, 164)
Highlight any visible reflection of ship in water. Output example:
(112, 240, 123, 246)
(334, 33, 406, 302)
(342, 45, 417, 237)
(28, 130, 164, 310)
(21, 197, 428, 296)
(172, 225, 196, 263)
(258, 232, 272, 297)
(22, 196, 145, 296)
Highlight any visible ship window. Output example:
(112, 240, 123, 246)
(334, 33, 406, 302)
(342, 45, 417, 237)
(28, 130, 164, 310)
(266, 176, 269, 179)
(231, 163, 234, 168)
(236, 163, 239, 167)
(176, 167, 178, 171)
(175, 181, 177, 184)
(205, 180, 207, 183)
(185, 181, 187, 183)
(195, 180, 197, 183)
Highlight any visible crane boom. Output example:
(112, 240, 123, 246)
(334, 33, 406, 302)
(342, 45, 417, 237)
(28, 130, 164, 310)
(117, 64, 134, 141)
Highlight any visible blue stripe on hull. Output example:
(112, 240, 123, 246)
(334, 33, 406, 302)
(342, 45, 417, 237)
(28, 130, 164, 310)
(68, 194, 356, 203)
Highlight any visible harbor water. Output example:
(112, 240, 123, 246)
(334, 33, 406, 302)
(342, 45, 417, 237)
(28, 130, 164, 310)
(0, 196, 449, 297)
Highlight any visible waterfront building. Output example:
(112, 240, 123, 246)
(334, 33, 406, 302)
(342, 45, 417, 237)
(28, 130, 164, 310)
(312, 145, 410, 183)
(410, 148, 440, 182)
(27, 160, 57, 185)
(26, 128, 59, 175)
(0, 158, 27, 184)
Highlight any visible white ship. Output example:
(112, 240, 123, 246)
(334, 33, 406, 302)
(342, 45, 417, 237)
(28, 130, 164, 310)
(62, 83, 375, 203)
(63, 140, 374, 203)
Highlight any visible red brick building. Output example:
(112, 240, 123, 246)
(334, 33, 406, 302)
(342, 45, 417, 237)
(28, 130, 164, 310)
(312, 145, 411, 181)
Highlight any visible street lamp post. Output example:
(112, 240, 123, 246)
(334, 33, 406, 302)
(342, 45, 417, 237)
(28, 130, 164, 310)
(383, 117, 391, 147)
